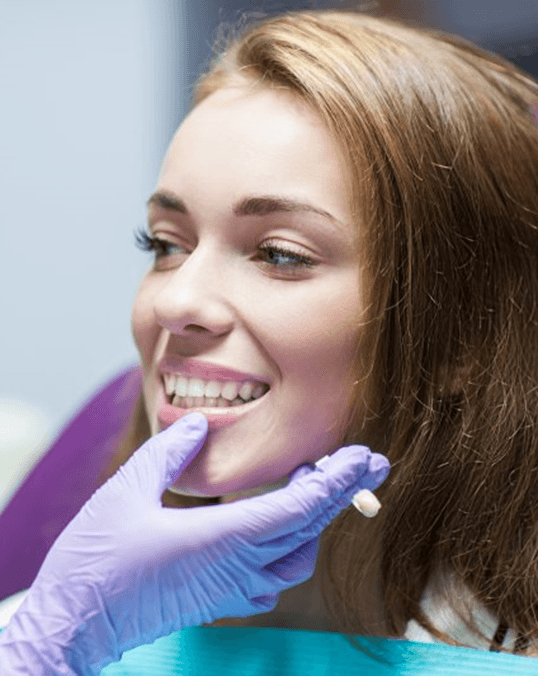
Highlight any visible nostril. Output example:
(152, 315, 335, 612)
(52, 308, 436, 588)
(184, 324, 212, 333)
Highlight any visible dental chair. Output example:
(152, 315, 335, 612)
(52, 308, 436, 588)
(0, 365, 141, 603)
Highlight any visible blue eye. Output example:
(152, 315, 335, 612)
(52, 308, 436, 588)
(134, 227, 317, 275)
(257, 243, 315, 269)
(134, 228, 183, 259)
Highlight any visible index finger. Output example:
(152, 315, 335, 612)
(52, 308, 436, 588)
(243, 445, 376, 544)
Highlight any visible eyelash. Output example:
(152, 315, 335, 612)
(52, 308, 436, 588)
(133, 227, 316, 273)
(134, 229, 176, 259)
(256, 242, 316, 270)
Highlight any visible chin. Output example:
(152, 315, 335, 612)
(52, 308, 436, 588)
(166, 442, 289, 499)
(168, 469, 277, 499)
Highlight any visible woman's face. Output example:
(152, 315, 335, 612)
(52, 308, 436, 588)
(132, 82, 372, 497)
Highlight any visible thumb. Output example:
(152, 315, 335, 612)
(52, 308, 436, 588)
(158, 412, 209, 492)
(112, 412, 209, 501)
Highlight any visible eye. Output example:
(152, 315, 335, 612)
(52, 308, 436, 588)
(134, 227, 185, 260)
(256, 241, 316, 273)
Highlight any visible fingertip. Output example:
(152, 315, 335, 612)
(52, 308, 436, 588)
(178, 411, 208, 433)
(369, 452, 388, 469)
(369, 453, 390, 482)
(341, 445, 373, 475)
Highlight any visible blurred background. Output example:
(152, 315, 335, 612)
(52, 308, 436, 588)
(1, 0, 537, 512)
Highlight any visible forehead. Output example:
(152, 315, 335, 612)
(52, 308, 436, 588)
(157, 84, 353, 225)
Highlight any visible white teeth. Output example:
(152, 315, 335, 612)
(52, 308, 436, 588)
(176, 377, 188, 397)
(252, 384, 266, 399)
(204, 380, 221, 398)
(239, 381, 254, 401)
(165, 373, 269, 406)
(170, 394, 261, 409)
(171, 395, 230, 408)
(221, 382, 239, 401)
(187, 378, 205, 397)
(164, 373, 175, 396)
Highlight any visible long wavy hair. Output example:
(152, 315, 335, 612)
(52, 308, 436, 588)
(104, 9, 538, 651)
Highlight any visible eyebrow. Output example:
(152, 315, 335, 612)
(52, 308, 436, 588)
(146, 190, 346, 230)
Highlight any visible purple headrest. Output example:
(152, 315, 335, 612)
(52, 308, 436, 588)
(0, 365, 142, 601)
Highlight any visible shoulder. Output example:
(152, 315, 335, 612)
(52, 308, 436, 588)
(0, 589, 29, 629)
(405, 571, 538, 656)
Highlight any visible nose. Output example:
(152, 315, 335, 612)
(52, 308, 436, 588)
(153, 245, 235, 339)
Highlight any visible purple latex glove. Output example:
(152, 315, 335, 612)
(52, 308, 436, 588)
(0, 412, 389, 675)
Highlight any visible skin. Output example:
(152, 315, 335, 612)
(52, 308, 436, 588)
(131, 81, 373, 500)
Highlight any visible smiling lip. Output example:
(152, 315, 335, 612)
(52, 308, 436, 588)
(158, 356, 269, 384)
(156, 356, 270, 430)
(158, 395, 268, 430)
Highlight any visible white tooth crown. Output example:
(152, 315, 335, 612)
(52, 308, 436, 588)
(164, 375, 175, 396)
(221, 382, 239, 401)
(176, 377, 188, 397)
(239, 382, 253, 400)
(187, 378, 205, 397)
(163, 373, 268, 403)
(204, 380, 221, 398)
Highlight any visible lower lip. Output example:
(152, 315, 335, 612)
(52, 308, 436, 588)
(157, 391, 269, 430)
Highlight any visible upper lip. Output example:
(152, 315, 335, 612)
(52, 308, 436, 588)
(158, 356, 270, 385)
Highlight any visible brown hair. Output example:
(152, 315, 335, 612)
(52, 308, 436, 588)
(108, 9, 538, 651)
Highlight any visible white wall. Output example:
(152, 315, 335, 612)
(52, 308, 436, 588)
(0, 0, 185, 504)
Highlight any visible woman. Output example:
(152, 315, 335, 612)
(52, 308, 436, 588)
(2, 8, 538, 674)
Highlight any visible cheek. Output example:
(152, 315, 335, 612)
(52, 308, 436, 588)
(256, 281, 361, 381)
(131, 278, 159, 366)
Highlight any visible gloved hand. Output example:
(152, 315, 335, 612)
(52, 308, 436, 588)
(0, 412, 389, 676)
